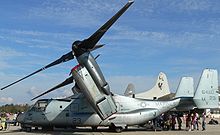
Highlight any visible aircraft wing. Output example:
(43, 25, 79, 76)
(157, 93, 175, 100)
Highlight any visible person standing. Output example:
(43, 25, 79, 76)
(202, 112, 206, 131)
(186, 113, 192, 131)
(177, 115, 182, 130)
(0, 114, 6, 130)
(192, 112, 197, 130)
(171, 115, 176, 130)
(195, 112, 199, 130)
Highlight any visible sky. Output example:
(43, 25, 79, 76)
(0, 0, 220, 105)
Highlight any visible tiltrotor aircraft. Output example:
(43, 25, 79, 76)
(16, 69, 219, 132)
(1, 1, 219, 133)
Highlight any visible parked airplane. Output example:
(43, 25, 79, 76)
(1, 0, 134, 121)
(1, 0, 219, 133)
(16, 69, 219, 132)
(124, 72, 171, 99)
(126, 69, 219, 111)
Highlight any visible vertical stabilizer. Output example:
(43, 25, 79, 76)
(193, 69, 219, 109)
(175, 77, 194, 98)
(135, 72, 170, 99)
(124, 83, 135, 98)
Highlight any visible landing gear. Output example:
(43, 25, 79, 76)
(26, 127, 32, 132)
(42, 126, 53, 131)
(115, 127, 123, 133)
(91, 126, 98, 131)
(20, 124, 32, 132)
(21, 126, 32, 132)
(109, 124, 123, 133)
(71, 125, 76, 129)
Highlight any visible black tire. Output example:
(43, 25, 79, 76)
(115, 127, 123, 133)
(26, 127, 32, 132)
(71, 125, 76, 129)
(92, 126, 98, 131)
(42, 126, 53, 131)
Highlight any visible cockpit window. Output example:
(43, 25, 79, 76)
(32, 100, 49, 111)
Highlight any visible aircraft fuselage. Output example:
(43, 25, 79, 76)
(17, 94, 180, 128)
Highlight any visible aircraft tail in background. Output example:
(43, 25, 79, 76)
(124, 83, 135, 98)
(193, 69, 219, 109)
(174, 77, 194, 98)
(135, 72, 170, 100)
(174, 77, 195, 110)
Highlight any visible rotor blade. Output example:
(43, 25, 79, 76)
(94, 54, 101, 59)
(80, 1, 134, 49)
(31, 76, 74, 101)
(1, 51, 74, 90)
(89, 44, 104, 51)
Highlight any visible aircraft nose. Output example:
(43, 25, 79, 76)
(16, 112, 25, 123)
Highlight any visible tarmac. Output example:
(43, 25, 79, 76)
(1, 119, 220, 135)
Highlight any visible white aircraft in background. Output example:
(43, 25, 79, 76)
(124, 72, 171, 99)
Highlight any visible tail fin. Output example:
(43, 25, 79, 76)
(173, 77, 195, 111)
(124, 83, 135, 98)
(193, 69, 219, 109)
(175, 77, 194, 98)
(135, 72, 170, 99)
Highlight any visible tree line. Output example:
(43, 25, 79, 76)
(0, 104, 30, 113)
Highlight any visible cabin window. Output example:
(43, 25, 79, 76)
(33, 100, 49, 111)
(60, 105, 62, 108)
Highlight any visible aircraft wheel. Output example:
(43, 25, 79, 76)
(71, 125, 76, 129)
(26, 127, 32, 132)
(92, 126, 98, 131)
(115, 127, 123, 133)
(42, 126, 53, 131)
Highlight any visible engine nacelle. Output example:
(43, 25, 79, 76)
(71, 65, 117, 120)
(76, 52, 111, 95)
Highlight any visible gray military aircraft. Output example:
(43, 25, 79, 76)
(16, 69, 219, 132)
(1, 0, 219, 133)
(126, 69, 219, 111)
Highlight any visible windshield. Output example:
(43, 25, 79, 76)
(31, 99, 50, 112)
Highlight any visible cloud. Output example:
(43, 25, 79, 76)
(0, 60, 10, 70)
(0, 97, 14, 104)
(135, 0, 219, 16)
(27, 86, 41, 97)
(171, 0, 212, 12)
(28, 0, 122, 27)
(0, 48, 24, 58)
(105, 25, 220, 52)
(0, 48, 25, 70)
(107, 75, 157, 95)
(0, 29, 74, 51)
(53, 89, 73, 99)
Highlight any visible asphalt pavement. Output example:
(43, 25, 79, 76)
(1, 118, 220, 135)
